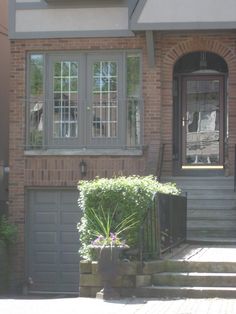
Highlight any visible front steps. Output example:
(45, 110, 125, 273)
(134, 258, 236, 298)
(162, 176, 236, 242)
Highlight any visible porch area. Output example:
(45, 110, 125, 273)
(80, 242, 236, 299)
(135, 242, 236, 299)
(163, 242, 236, 262)
(80, 175, 236, 299)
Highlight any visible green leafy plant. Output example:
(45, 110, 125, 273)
(0, 215, 17, 247)
(87, 206, 138, 241)
(77, 175, 181, 259)
(80, 206, 138, 248)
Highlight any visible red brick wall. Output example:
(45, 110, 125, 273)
(9, 30, 236, 288)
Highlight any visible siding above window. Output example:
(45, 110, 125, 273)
(131, 0, 236, 30)
(9, 0, 133, 39)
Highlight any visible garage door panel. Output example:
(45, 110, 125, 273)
(34, 271, 57, 283)
(35, 232, 57, 244)
(61, 252, 79, 264)
(33, 244, 60, 252)
(35, 252, 57, 264)
(60, 190, 78, 202)
(32, 264, 60, 272)
(61, 212, 80, 224)
(34, 212, 58, 224)
(61, 272, 79, 283)
(32, 205, 58, 212)
(28, 189, 81, 294)
(61, 232, 79, 244)
(33, 191, 58, 204)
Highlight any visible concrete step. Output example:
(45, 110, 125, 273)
(187, 193, 236, 200)
(187, 237, 236, 243)
(187, 220, 236, 229)
(153, 272, 236, 287)
(187, 199, 236, 209)
(163, 260, 236, 273)
(187, 194, 236, 201)
(163, 176, 236, 242)
(163, 176, 234, 187)
(134, 286, 236, 299)
(188, 209, 236, 220)
(187, 229, 236, 240)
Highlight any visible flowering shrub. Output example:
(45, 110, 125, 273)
(78, 175, 181, 260)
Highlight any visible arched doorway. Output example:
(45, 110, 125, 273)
(173, 52, 228, 175)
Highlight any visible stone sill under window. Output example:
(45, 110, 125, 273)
(24, 148, 144, 157)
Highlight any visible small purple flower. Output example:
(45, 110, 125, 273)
(90, 232, 128, 248)
(110, 232, 116, 240)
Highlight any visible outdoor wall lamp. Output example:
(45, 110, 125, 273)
(80, 160, 87, 177)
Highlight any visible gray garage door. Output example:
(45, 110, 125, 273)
(27, 189, 81, 294)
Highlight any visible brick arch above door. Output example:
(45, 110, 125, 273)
(160, 36, 236, 176)
(163, 37, 236, 78)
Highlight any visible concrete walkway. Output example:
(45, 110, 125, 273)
(1, 296, 236, 314)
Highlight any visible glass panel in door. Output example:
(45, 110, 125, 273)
(183, 77, 223, 166)
(91, 61, 118, 139)
(87, 54, 122, 147)
(52, 60, 79, 140)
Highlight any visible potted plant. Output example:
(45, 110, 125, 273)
(78, 206, 138, 299)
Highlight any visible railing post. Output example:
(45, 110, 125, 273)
(234, 144, 236, 192)
(156, 143, 165, 181)
(155, 194, 161, 259)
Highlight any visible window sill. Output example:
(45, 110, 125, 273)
(24, 148, 144, 156)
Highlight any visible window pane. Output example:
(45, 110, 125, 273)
(127, 54, 140, 97)
(30, 54, 44, 98)
(54, 78, 61, 92)
(29, 54, 44, 149)
(93, 78, 101, 92)
(126, 54, 141, 146)
(93, 62, 101, 77)
(71, 62, 78, 76)
(53, 60, 79, 138)
(54, 62, 61, 77)
(71, 78, 78, 92)
(92, 61, 118, 138)
(62, 62, 70, 76)
(62, 78, 69, 92)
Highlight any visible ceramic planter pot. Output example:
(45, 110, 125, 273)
(95, 246, 123, 300)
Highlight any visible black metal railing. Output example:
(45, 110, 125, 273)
(234, 144, 236, 192)
(156, 143, 165, 181)
(139, 192, 187, 261)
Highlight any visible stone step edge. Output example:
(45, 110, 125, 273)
(120, 286, 236, 298)
(132, 286, 236, 298)
(153, 272, 236, 277)
(143, 286, 236, 291)
(186, 238, 236, 243)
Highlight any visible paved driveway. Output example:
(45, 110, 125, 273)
(0, 297, 236, 314)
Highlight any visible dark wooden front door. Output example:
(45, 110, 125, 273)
(174, 75, 225, 174)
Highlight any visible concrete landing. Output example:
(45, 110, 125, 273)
(163, 243, 236, 262)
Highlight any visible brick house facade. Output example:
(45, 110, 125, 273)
(8, 0, 236, 293)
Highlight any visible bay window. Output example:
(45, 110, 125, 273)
(26, 51, 142, 151)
